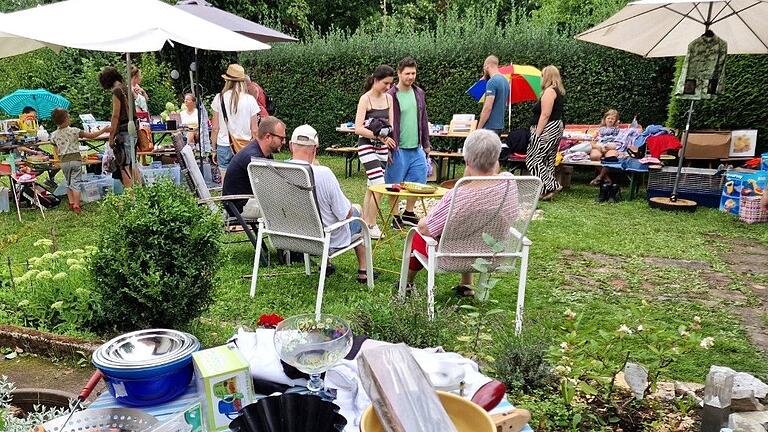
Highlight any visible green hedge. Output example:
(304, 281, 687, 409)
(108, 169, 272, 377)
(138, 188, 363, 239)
(241, 11, 674, 149)
(667, 55, 768, 155)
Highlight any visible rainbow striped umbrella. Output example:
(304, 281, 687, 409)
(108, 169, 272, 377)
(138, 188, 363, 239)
(467, 64, 542, 129)
(467, 64, 542, 104)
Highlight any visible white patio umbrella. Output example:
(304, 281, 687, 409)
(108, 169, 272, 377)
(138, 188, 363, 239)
(576, 0, 768, 58)
(576, 0, 767, 211)
(0, 0, 270, 178)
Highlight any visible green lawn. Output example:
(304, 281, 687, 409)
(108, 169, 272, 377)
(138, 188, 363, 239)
(1, 154, 767, 384)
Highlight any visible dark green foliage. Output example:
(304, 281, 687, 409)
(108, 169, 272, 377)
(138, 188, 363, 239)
(350, 297, 458, 349)
(90, 181, 222, 331)
(493, 327, 558, 393)
(667, 55, 768, 154)
(241, 11, 674, 149)
(0, 49, 176, 126)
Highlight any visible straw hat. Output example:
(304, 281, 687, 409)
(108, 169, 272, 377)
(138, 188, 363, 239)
(222, 64, 246, 82)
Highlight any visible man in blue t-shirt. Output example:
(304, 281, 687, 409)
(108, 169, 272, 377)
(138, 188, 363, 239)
(477, 55, 510, 135)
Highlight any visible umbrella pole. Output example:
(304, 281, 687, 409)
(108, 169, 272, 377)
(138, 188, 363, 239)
(194, 47, 203, 167)
(670, 100, 695, 202)
(125, 53, 138, 185)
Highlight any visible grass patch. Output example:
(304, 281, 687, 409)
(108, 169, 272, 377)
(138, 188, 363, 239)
(1, 154, 767, 384)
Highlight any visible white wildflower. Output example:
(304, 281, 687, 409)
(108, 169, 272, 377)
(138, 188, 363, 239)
(564, 308, 576, 320)
(560, 342, 569, 352)
(554, 365, 572, 375)
(69, 264, 84, 271)
(36, 271, 53, 280)
(637, 325, 644, 332)
(53, 272, 67, 281)
(693, 316, 701, 323)
(617, 324, 634, 335)
(700, 337, 715, 349)
(73, 249, 85, 254)
(33, 239, 53, 247)
(66, 259, 80, 266)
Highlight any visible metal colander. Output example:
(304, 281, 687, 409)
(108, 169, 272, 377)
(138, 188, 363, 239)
(40, 408, 158, 432)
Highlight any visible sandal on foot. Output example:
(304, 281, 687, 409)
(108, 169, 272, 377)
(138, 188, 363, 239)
(319, 263, 336, 277)
(357, 269, 379, 283)
(453, 285, 475, 297)
(392, 281, 415, 295)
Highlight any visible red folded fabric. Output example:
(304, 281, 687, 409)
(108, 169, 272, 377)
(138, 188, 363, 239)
(646, 134, 681, 158)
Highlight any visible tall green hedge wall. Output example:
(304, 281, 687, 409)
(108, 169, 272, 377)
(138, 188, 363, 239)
(667, 55, 768, 154)
(242, 14, 675, 148)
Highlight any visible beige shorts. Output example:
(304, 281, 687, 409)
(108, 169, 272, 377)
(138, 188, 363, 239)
(60, 160, 83, 190)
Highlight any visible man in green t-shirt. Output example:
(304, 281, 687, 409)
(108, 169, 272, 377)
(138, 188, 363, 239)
(386, 57, 431, 228)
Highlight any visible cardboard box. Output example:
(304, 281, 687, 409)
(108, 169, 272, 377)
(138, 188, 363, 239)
(192, 345, 254, 432)
(683, 130, 731, 159)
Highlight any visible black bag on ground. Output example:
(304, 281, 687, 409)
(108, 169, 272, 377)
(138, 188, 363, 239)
(21, 183, 61, 208)
(505, 128, 530, 155)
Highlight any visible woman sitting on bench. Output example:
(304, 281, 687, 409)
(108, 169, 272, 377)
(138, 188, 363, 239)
(589, 109, 621, 186)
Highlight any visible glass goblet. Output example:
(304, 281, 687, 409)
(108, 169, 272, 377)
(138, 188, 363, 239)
(273, 313, 353, 394)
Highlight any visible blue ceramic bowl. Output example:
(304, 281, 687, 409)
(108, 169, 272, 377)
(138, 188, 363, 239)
(100, 357, 194, 407)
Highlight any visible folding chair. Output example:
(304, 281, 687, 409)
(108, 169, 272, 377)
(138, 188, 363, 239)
(398, 175, 543, 335)
(173, 133, 267, 265)
(247, 159, 373, 315)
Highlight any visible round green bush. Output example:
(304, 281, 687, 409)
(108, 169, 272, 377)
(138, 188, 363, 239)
(90, 181, 222, 331)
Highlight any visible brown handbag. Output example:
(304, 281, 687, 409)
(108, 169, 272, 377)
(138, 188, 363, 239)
(137, 126, 153, 152)
(220, 95, 251, 154)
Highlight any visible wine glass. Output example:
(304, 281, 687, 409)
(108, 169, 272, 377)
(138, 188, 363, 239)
(273, 314, 353, 394)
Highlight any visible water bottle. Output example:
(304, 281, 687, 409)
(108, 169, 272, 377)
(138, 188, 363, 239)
(630, 116, 639, 130)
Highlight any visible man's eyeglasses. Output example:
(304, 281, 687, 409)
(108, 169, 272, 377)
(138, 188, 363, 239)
(270, 133, 286, 142)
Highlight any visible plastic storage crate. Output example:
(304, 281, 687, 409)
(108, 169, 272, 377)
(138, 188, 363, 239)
(79, 175, 115, 203)
(141, 164, 181, 185)
(647, 166, 724, 208)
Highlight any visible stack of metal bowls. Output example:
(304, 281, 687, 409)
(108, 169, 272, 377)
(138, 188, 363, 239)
(92, 329, 200, 407)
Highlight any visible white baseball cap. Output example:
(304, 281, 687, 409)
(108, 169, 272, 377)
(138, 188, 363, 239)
(290, 124, 319, 146)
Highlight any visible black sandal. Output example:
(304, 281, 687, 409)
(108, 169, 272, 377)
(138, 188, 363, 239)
(357, 269, 379, 283)
(453, 285, 475, 297)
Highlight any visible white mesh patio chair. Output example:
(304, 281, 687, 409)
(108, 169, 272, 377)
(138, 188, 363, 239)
(173, 134, 266, 263)
(247, 159, 373, 315)
(398, 175, 542, 335)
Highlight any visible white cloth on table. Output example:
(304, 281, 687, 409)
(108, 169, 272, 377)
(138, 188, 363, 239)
(230, 328, 495, 432)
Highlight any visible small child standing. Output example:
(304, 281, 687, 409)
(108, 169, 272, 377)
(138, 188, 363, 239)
(50, 108, 109, 214)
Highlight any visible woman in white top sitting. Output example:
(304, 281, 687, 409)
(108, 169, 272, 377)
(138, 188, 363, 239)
(210, 64, 261, 176)
(180, 93, 200, 145)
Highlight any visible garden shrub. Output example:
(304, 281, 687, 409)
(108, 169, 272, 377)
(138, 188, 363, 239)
(350, 297, 458, 349)
(241, 8, 674, 149)
(0, 240, 100, 334)
(493, 326, 558, 393)
(667, 55, 768, 154)
(90, 181, 222, 331)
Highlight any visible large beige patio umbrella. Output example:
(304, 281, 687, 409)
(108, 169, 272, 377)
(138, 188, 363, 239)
(576, 0, 768, 57)
(0, 0, 270, 177)
(576, 0, 767, 211)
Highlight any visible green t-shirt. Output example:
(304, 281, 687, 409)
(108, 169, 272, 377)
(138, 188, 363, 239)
(396, 89, 418, 149)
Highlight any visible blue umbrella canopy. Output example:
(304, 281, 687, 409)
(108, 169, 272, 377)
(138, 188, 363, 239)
(0, 88, 70, 119)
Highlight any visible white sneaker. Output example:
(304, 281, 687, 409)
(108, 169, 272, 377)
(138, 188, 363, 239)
(368, 225, 383, 240)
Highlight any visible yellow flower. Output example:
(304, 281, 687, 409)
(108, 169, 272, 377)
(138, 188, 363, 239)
(53, 272, 67, 281)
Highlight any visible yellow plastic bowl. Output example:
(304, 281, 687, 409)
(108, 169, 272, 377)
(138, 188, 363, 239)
(359, 390, 495, 432)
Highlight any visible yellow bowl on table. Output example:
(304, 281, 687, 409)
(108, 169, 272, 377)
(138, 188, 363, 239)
(359, 390, 495, 432)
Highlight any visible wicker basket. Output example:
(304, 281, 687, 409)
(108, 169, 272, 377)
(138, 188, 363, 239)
(739, 196, 768, 224)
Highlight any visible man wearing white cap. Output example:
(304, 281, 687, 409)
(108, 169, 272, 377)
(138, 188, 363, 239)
(288, 125, 376, 284)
